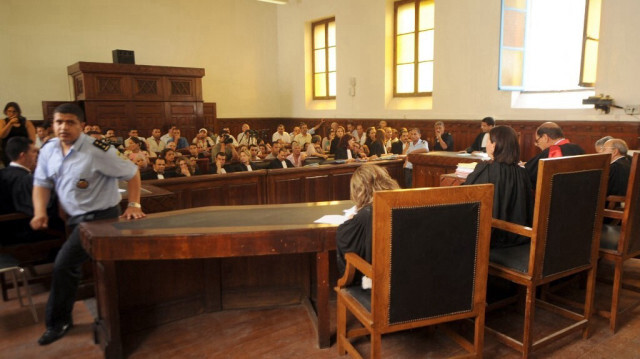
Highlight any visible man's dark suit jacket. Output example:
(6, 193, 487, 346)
(269, 158, 295, 169)
(434, 132, 454, 151)
(466, 132, 487, 153)
(391, 141, 405, 155)
(141, 170, 175, 180)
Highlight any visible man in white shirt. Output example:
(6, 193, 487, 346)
(293, 123, 312, 149)
(146, 128, 165, 157)
(237, 123, 257, 147)
(272, 124, 291, 144)
(404, 128, 429, 188)
(160, 125, 176, 144)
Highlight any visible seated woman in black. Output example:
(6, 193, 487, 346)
(334, 134, 356, 162)
(367, 129, 387, 158)
(231, 148, 254, 172)
(336, 164, 400, 280)
(363, 126, 376, 156)
(330, 126, 345, 155)
(463, 125, 534, 248)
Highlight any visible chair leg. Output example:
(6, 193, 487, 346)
(337, 299, 347, 356)
(370, 331, 382, 359)
(11, 269, 24, 307)
(19, 269, 38, 323)
(582, 267, 597, 339)
(1, 272, 8, 302)
(521, 285, 536, 359)
(474, 308, 486, 358)
(610, 259, 624, 333)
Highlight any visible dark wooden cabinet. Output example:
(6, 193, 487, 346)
(67, 62, 212, 140)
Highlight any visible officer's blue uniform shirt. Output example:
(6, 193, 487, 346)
(34, 133, 138, 216)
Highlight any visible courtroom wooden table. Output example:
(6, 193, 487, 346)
(80, 200, 354, 359)
(119, 182, 176, 214)
(409, 151, 486, 187)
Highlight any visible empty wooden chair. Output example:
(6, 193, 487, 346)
(487, 154, 609, 358)
(336, 184, 494, 359)
(598, 152, 640, 332)
(0, 253, 38, 322)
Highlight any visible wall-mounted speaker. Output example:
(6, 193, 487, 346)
(112, 50, 135, 64)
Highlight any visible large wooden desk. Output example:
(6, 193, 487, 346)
(119, 183, 176, 214)
(409, 151, 485, 187)
(80, 200, 353, 359)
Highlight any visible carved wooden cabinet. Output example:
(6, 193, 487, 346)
(67, 62, 210, 140)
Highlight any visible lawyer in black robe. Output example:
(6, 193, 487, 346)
(608, 156, 631, 196)
(524, 143, 584, 188)
(336, 205, 372, 279)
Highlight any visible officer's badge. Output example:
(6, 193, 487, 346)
(93, 139, 111, 152)
(76, 179, 89, 189)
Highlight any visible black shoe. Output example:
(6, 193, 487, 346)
(38, 323, 72, 345)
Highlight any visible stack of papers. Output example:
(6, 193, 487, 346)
(455, 162, 477, 178)
(314, 206, 357, 225)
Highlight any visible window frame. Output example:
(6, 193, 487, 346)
(393, 0, 434, 98)
(579, 0, 600, 87)
(311, 17, 336, 100)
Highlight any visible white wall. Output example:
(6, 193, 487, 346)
(276, 0, 640, 122)
(0, 0, 281, 120)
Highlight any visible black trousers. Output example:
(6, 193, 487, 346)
(404, 168, 413, 188)
(45, 205, 120, 329)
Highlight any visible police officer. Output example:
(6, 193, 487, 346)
(31, 103, 146, 345)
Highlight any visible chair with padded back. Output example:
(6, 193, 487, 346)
(598, 152, 640, 332)
(335, 184, 494, 359)
(487, 153, 609, 358)
(0, 252, 38, 322)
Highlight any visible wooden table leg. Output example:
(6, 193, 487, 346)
(94, 260, 123, 359)
(316, 250, 331, 348)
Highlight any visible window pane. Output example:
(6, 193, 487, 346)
(586, 0, 601, 39)
(396, 64, 415, 93)
(315, 73, 327, 97)
(328, 47, 336, 72)
(500, 49, 524, 87)
(503, 10, 526, 48)
(397, 2, 415, 34)
(581, 39, 598, 84)
(419, 1, 434, 31)
(418, 30, 434, 61)
(328, 21, 336, 47)
(397, 33, 415, 64)
(418, 61, 433, 92)
(505, 0, 527, 10)
(314, 24, 325, 49)
(328, 72, 337, 97)
(314, 49, 326, 73)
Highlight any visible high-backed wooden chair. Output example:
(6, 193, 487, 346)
(487, 154, 609, 358)
(335, 184, 494, 359)
(598, 152, 640, 332)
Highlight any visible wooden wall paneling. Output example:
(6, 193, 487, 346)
(164, 77, 199, 102)
(166, 102, 200, 142)
(203, 102, 217, 131)
(83, 101, 132, 136)
(41, 101, 68, 125)
(131, 76, 164, 102)
(268, 172, 304, 204)
(131, 102, 166, 137)
(304, 174, 332, 202)
(330, 171, 353, 200)
(190, 185, 226, 208)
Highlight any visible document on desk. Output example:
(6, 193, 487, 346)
(314, 206, 357, 225)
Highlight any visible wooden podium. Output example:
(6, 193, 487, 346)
(67, 62, 213, 141)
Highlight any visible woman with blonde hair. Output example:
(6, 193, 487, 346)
(336, 164, 400, 279)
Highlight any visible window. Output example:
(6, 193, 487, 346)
(312, 17, 336, 99)
(499, 0, 600, 91)
(393, 0, 434, 97)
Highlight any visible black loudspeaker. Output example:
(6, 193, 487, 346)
(112, 50, 135, 64)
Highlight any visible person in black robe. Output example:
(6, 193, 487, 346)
(336, 165, 400, 279)
(329, 126, 345, 155)
(465, 116, 494, 153)
(269, 148, 295, 169)
(602, 139, 632, 196)
(367, 129, 387, 158)
(524, 122, 585, 188)
(464, 126, 534, 248)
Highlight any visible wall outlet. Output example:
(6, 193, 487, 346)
(624, 105, 640, 115)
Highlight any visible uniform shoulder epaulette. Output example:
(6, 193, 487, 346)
(93, 139, 111, 152)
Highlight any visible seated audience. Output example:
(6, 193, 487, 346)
(465, 116, 494, 153)
(231, 148, 254, 172)
(330, 126, 345, 154)
(602, 138, 632, 196)
(124, 137, 150, 165)
(132, 153, 149, 171)
(524, 122, 585, 188)
(258, 143, 268, 159)
(384, 127, 394, 153)
(1, 102, 36, 167)
(237, 123, 257, 147)
(391, 129, 409, 155)
(167, 128, 189, 150)
(269, 148, 294, 169)
(368, 129, 388, 158)
(160, 124, 177, 144)
(249, 144, 260, 161)
(287, 142, 306, 167)
(352, 142, 367, 160)
(363, 126, 377, 155)
(335, 134, 357, 162)
(433, 121, 454, 151)
(193, 128, 215, 149)
(336, 165, 400, 279)
(188, 157, 202, 175)
(463, 126, 534, 248)
(188, 144, 207, 159)
(212, 132, 239, 162)
(322, 128, 335, 153)
(272, 124, 291, 144)
(146, 128, 166, 157)
(211, 152, 229, 174)
(124, 128, 147, 149)
(160, 148, 177, 170)
(353, 124, 365, 145)
(307, 119, 325, 136)
(595, 135, 614, 153)
(141, 157, 174, 180)
(265, 141, 281, 160)
(378, 120, 388, 129)
(306, 135, 327, 159)
(34, 124, 51, 148)
(175, 157, 193, 177)
(291, 125, 301, 139)
(293, 122, 313, 149)
(0, 137, 64, 245)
